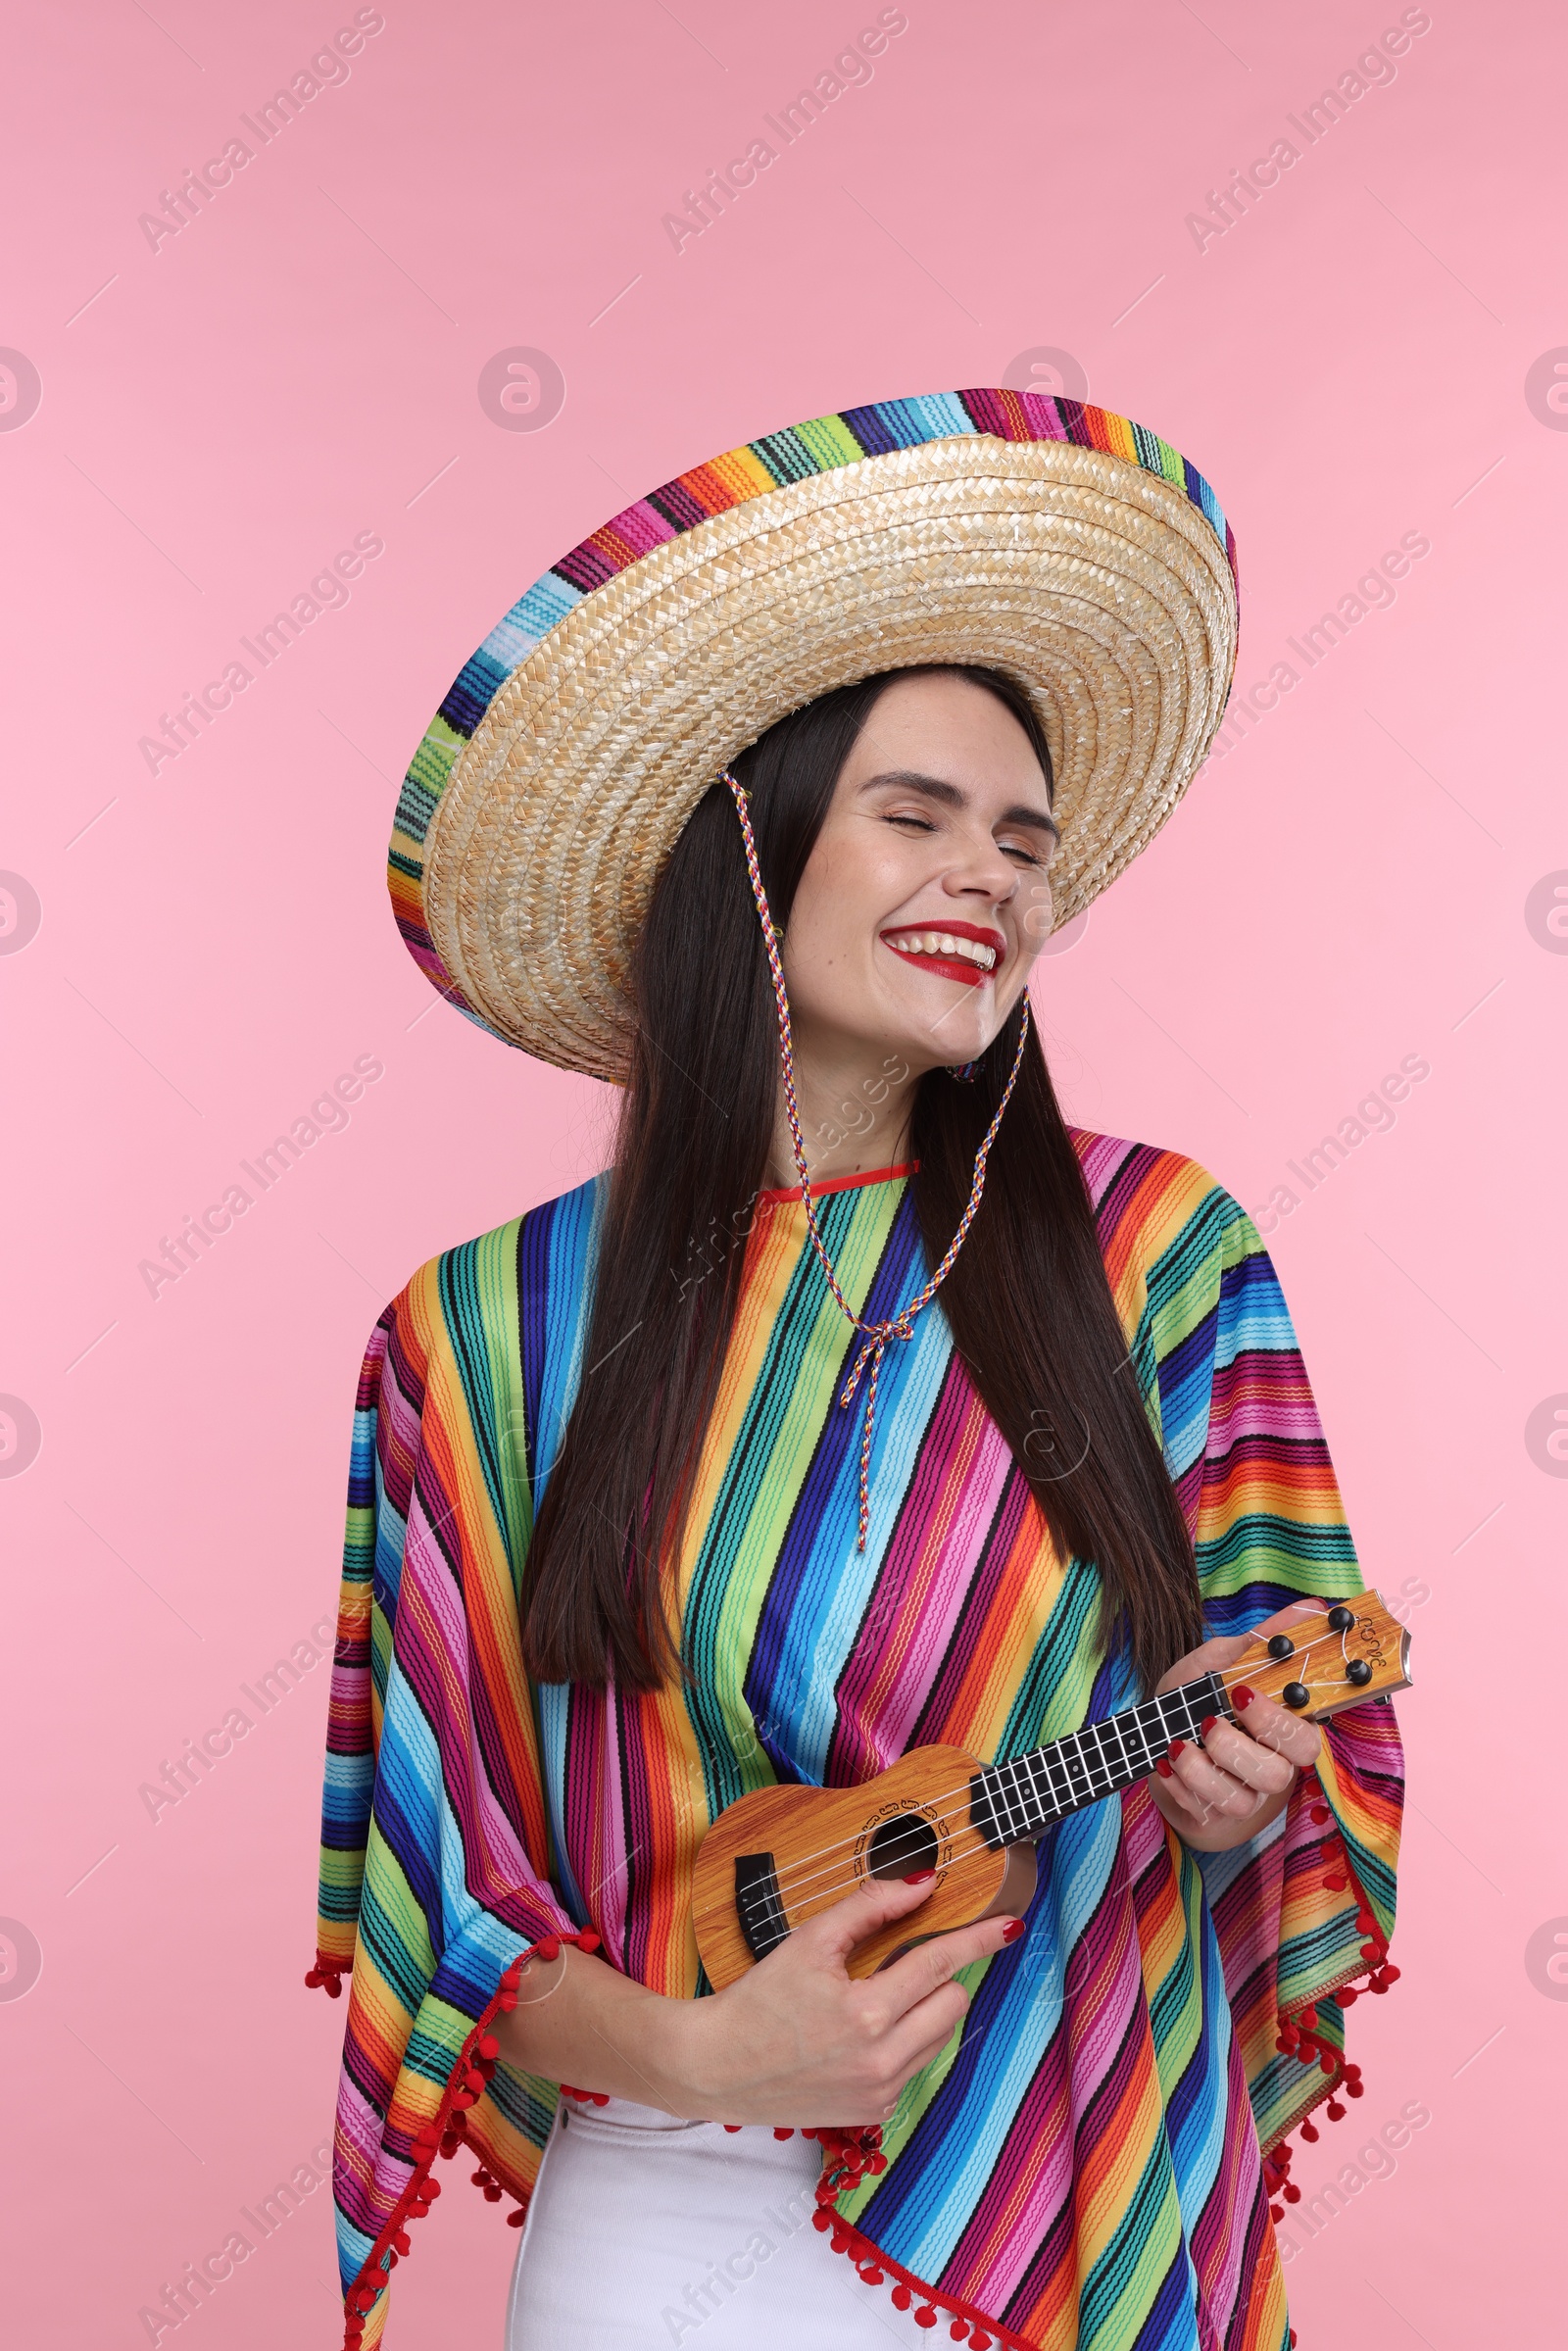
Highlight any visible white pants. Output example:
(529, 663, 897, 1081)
(505, 2096, 932, 2348)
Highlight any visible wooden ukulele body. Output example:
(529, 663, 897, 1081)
(692, 1744, 1037, 1991)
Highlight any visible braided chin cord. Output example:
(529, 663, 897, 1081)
(724, 772, 1030, 1550)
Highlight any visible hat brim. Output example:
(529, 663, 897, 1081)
(396, 404, 1238, 1078)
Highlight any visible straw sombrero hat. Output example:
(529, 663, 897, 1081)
(391, 389, 1239, 1078)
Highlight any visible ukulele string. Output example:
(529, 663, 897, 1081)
(691, 1620, 1360, 1928)
(787, 1747, 1296, 1934)
(788, 1831, 1004, 1928)
(747, 1624, 1357, 1916)
(758, 1626, 1355, 1911)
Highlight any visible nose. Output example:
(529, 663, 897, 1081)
(941, 822, 1020, 905)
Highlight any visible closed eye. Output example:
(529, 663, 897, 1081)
(877, 804, 1054, 866)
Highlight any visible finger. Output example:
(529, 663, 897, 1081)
(1150, 1763, 1210, 1824)
(874, 1911, 1023, 2015)
(792, 1871, 936, 1965)
(1250, 1599, 1321, 1638)
(1232, 1690, 1321, 1768)
(872, 1971, 982, 2076)
(1154, 1633, 1249, 1695)
(1170, 1743, 1268, 1820)
(1197, 1718, 1298, 1796)
(876, 1988, 974, 2086)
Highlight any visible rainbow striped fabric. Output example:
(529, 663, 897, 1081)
(390, 389, 1239, 1045)
(316, 1139, 1401, 2348)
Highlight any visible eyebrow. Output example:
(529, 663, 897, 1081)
(857, 767, 1060, 841)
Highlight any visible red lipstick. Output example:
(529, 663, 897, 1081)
(879, 919, 1006, 990)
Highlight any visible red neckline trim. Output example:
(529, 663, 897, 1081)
(758, 1160, 916, 1207)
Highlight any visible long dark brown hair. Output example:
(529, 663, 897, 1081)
(521, 666, 1202, 1695)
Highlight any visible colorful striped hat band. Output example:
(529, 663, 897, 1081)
(391, 391, 1239, 1080)
(725, 772, 1031, 1550)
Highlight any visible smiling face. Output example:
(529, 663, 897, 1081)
(779, 670, 1057, 1087)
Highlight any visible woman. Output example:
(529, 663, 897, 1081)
(311, 392, 1402, 2351)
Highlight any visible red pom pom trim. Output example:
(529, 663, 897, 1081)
(331, 1926, 605, 2343)
(807, 2126, 1037, 2349)
(1257, 1763, 1402, 2238)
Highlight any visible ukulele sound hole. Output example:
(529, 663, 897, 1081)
(866, 1813, 940, 1882)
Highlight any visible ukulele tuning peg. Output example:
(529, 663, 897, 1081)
(1345, 1658, 1373, 1686)
(1327, 1605, 1354, 1632)
(1281, 1682, 1310, 1710)
(1266, 1635, 1296, 1659)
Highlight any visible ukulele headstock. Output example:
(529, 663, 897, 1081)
(1228, 1590, 1411, 1722)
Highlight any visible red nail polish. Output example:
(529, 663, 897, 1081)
(904, 1869, 935, 1884)
(1200, 1715, 1217, 1737)
(1155, 1758, 1174, 1778)
(1002, 1919, 1027, 1943)
(1168, 1739, 1186, 1759)
(1233, 1686, 1254, 1709)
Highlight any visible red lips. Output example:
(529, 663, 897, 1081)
(880, 918, 1007, 990)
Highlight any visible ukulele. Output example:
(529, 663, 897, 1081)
(693, 1592, 1411, 1990)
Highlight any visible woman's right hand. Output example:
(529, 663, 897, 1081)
(653, 1873, 1021, 2127)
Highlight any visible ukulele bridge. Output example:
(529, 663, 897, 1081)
(733, 1851, 790, 1963)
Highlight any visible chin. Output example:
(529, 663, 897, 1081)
(911, 992, 1024, 1067)
(898, 1020, 992, 1073)
(914, 993, 999, 1053)
(869, 978, 1004, 1073)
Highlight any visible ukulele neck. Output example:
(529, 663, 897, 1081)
(970, 1670, 1235, 1846)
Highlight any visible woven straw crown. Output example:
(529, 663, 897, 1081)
(391, 389, 1239, 1077)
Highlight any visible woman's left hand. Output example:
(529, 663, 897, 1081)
(1150, 1602, 1323, 1852)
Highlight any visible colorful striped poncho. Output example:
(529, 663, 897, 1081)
(313, 1138, 1403, 2349)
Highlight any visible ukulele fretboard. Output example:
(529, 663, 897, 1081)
(969, 1670, 1234, 1847)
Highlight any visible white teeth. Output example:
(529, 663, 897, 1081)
(886, 928, 999, 969)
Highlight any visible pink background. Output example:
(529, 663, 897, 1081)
(2, 1, 1564, 2343)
